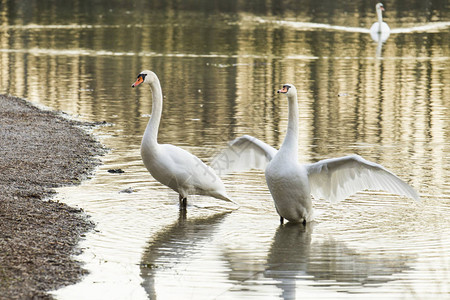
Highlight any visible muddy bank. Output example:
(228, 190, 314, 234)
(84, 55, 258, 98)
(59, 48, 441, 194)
(0, 95, 104, 299)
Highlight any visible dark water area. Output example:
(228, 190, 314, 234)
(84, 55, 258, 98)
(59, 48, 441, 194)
(1, 0, 449, 299)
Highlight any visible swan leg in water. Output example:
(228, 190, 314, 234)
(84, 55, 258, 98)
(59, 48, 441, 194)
(179, 194, 187, 210)
(211, 84, 419, 224)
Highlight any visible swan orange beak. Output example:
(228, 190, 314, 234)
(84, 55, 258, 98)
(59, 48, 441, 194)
(131, 76, 144, 88)
(277, 86, 289, 94)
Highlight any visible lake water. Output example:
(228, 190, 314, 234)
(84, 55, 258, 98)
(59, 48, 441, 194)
(1, 1, 449, 299)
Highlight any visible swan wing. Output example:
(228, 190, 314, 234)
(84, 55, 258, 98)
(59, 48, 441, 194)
(210, 135, 277, 176)
(160, 144, 221, 187)
(154, 144, 235, 203)
(390, 22, 450, 34)
(305, 154, 419, 202)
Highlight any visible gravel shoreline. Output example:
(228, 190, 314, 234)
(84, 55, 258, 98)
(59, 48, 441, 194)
(0, 95, 104, 299)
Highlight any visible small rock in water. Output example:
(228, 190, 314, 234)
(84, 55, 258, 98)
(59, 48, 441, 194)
(108, 169, 124, 174)
(338, 92, 349, 97)
(119, 187, 136, 194)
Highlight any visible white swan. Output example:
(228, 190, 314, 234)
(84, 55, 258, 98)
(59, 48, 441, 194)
(211, 84, 419, 224)
(370, 3, 390, 42)
(131, 70, 235, 208)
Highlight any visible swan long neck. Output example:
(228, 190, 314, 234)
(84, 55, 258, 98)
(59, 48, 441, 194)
(143, 78, 163, 147)
(377, 7, 383, 27)
(280, 92, 299, 158)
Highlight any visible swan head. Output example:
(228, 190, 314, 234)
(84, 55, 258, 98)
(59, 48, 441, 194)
(131, 70, 158, 88)
(277, 84, 297, 97)
(376, 3, 385, 12)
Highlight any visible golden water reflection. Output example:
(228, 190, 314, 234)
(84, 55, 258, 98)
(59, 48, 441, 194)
(0, 1, 449, 299)
(1, 9, 448, 198)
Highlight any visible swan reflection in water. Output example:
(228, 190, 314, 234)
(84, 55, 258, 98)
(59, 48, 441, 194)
(140, 210, 230, 299)
(261, 224, 411, 299)
(141, 213, 412, 299)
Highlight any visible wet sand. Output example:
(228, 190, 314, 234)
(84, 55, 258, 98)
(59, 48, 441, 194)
(0, 95, 104, 299)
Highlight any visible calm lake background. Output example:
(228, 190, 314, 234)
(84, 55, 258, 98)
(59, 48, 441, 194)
(1, 0, 449, 299)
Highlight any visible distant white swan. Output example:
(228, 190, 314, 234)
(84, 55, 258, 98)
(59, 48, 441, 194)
(211, 84, 419, 224)
(132, 70, 235, 208)
(370, 3, 390, 42)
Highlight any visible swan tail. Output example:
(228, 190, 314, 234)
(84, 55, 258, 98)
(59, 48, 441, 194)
(215, 192, 240, 208)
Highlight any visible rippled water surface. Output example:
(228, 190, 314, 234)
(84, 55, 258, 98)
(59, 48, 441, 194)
(1, 1, 449, 299)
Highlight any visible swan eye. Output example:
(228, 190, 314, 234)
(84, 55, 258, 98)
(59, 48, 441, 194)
(138, 73, 147, 81)
(283, 85, 291, 91)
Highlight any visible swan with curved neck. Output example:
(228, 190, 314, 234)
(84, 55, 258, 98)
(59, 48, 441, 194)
(370, 3, 390, 42)
(212, 84, 419, 224)
(132, 70, 235, 208)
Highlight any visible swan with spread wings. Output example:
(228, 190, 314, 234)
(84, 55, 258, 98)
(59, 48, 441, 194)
(370, 3, 391, 42)
(211, 84, 419, 224)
